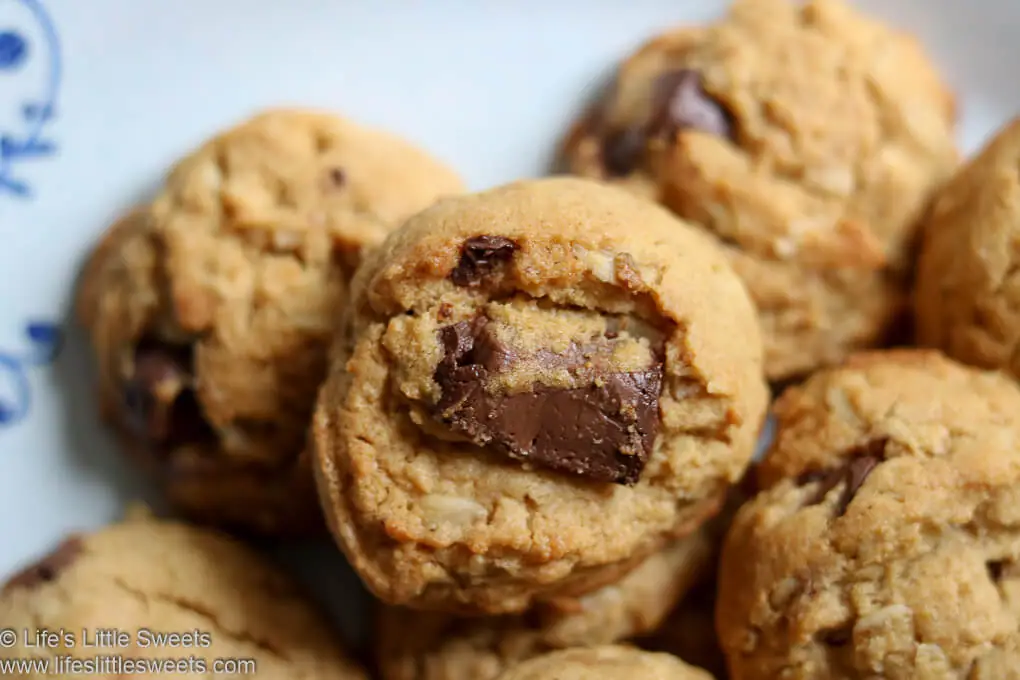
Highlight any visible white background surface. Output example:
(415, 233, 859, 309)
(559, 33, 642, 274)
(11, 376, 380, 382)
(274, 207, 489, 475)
(1, 0, 1018, 634)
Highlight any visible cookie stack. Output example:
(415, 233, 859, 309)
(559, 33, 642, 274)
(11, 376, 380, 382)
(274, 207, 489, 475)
(7, 0, 1020, 678)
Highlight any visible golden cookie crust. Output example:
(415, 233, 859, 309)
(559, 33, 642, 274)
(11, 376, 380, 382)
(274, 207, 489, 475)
(313, 176, 767, 613)
(76, 109, 463, 536)
(0, 510, 367, 680)
(915, 117, 1020, 378)
(492, 646, 714, 680)
(717, 350, 1020, 679)
(561, 0, 958, 380)
(375, 529, 714, 680)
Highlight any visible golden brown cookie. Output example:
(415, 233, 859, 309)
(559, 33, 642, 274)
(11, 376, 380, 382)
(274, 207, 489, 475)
(717, 350, 1020, 679)
(915, 117, 1020, 378)
(493, 646, 714, 680)
(76, 110, 464, 536)
(561, 0, 958, 381)
(375, 529, 714, 680)
(0, 509, 367, 680)
(312, 176, 767, 613)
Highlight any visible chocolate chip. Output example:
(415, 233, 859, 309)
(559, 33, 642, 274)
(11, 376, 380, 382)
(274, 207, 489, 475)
(431, 319, 663, 484)
(799, 468, 841, 506)
(802, 457, 882, 516)
(437, 319, 481, 373)
(124, 341, 187, 438)
(989, 561, 1007, 582)
(819, 624, 853, 647)
(649, 69, 734, 140)
(842, 456, 879, 510)
(3, 536, 84, 592)
(450, 236, 518, 288)
(328, 168, 346, 187)
(600, 127, 647, 177)
(122, 337, 214, 449)
(593, 69, 733, 178)
(800, 440, 887, 516)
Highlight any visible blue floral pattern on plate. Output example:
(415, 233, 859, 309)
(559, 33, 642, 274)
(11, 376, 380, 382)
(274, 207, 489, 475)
(0, 1, 62, 429)
(0, 0, 60, 198)
(0, 321, 61, 427)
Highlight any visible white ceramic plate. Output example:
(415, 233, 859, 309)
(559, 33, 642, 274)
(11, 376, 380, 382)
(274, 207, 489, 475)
(1, 0, 1017, 638)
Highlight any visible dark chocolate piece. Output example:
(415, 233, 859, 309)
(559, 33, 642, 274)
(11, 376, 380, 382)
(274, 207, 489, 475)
(3, 536, 84, 592)
(800, 441, 886, 516)
(450, 236, 518, 288)
(600, 127, 647, 177)
(328, 167, 346, 187)
(122, 338, 214, 449)
(840, 456, 879, 513)
(432, 319, 663, 484)
(819, 624, 853, 647)
(649, 69, 734, 140)
(801, 466, 844, 508)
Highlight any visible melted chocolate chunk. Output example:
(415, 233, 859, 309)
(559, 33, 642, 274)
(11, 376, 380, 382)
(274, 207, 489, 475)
(800, 442, 886, 516)
(3, 536, 84, 592)
(450, 236, 518, 288)
(601, 127, 647, 177)
(649, 69, 734, 140)
(432, 319, 663, 484)
(122, 338, 214, 449)
(593, 69, 733, 178)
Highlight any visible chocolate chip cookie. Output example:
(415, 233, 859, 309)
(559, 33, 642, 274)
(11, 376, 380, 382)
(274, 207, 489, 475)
(717, 350, 1020, 679)
(375, 528, 714, 680)
(76, 110, 463, 536)
(561, 0, 958, 381)
(312, 176, 767, 613)
(493, 646, 714, 680)
(0, 509, 367, 680)
(916, 118, 1020, 379)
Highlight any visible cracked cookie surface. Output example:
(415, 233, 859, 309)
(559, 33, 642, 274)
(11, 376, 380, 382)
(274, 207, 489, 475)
(375, 528, 714, 680)
(916, 118, 1020, 380)
(561, 0, 957, 381)
(717, 350, 1020, 679)
(493, 645, 714, 680)
(75, 109, 463, 536)
(0, 510, 366, 680)
(312, 177, 767, 613)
